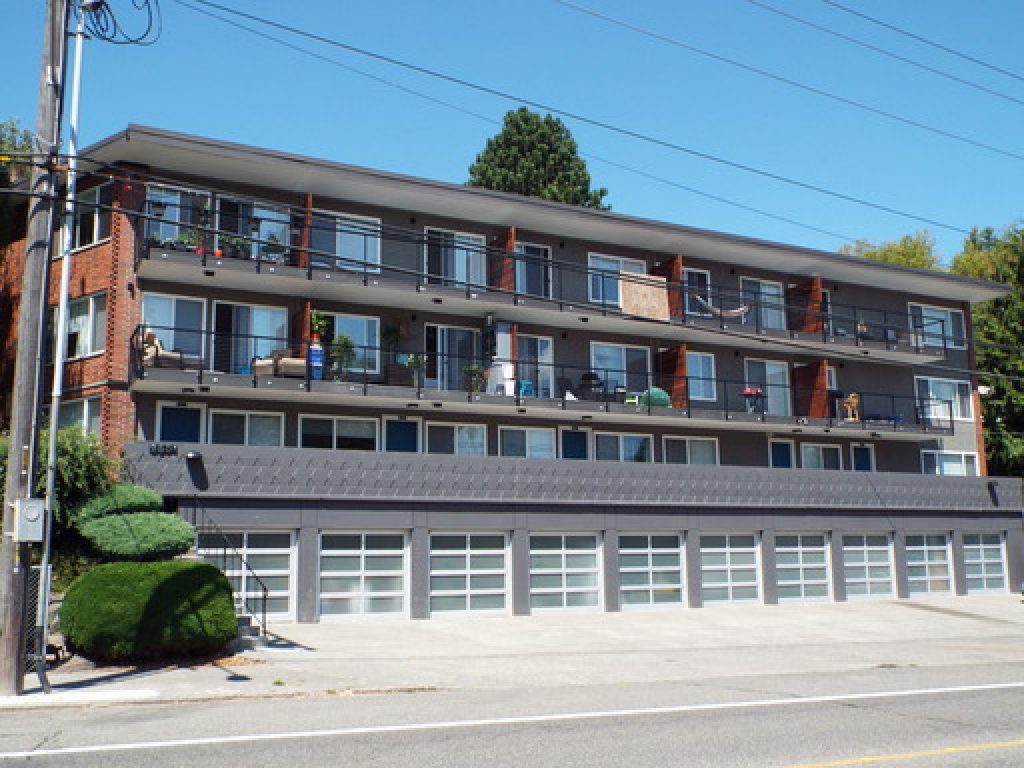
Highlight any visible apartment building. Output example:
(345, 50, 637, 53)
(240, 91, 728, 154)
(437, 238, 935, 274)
(4, 125, 1020, 623)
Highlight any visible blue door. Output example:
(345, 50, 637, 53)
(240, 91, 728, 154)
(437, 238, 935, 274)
(560, 430, 589, 460)
(160, 405, 203, 442)
(385, 419, 419, 453)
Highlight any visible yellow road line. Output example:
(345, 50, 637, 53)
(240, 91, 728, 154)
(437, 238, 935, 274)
(785, 738, 1024, 767)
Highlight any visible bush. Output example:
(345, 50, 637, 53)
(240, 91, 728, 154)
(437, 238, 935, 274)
(75, 483, 163, 524)
(60, 561, 237, 662)
(37, 428, 115, 523)
(80, 512, 195, 561)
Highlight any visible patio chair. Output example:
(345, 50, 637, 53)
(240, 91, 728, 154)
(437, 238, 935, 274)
(842, 392, 861, 421)
(142, 333, 187, 369)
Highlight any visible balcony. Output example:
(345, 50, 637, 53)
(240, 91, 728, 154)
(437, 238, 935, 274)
(134, 188, 953, 365)
(130, 326, 955, 439)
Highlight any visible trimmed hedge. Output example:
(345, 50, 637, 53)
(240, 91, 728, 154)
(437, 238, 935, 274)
(60, 561, 237, 662)
(80, 512, 195, 561)
(76, 483, 163, 524)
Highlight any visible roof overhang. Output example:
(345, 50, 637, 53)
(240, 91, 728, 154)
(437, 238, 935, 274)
(82, 125, 1009, 304)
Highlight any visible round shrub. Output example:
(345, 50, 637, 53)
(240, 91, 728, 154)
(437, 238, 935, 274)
(76, 483, 163, 524)
(60, 561, 237, 662)
(80, 512, 195, 561)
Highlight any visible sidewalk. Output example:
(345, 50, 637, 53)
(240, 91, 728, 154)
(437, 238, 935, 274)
(6, 594, 1024, 709)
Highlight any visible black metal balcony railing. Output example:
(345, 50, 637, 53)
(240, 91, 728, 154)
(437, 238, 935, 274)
(136, 192, 953, 359)
(130, 326, 955, 434)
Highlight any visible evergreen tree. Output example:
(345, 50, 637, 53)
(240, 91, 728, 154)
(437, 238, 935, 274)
(468, 108, 609, 209)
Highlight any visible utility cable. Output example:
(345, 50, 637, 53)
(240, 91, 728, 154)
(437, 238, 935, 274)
(821, 0, 1024, 85)
(173, 0, 972, 236)
(747, 0, 1024, 109)
(554, 0, 1024, 164)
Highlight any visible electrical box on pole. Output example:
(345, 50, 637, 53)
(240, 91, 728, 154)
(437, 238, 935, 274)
(11, 501, 45, 543)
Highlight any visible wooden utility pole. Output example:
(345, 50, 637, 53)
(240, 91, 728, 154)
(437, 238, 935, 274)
(0, 0, 67, 695)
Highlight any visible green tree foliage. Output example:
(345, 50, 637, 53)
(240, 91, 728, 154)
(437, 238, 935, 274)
(839, 231, 940, 271)
(468, 108, 609, 209)
(76, 483, 163, 524)
(952, 225, 1024, 476)
(38, 427, 115, 525)
(60, 561, 237, 662)
(0, 118, 33, 251)
(80, 512, 194, 561)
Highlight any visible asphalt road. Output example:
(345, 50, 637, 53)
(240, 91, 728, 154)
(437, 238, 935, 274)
(3, 662, 1024, 767)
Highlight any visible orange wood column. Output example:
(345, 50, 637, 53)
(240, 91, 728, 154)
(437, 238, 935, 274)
(788, 276, 824, 334)
(793, 359, 830, 419)
(296, 192, 313, 269)
(658, 343, 688, 409)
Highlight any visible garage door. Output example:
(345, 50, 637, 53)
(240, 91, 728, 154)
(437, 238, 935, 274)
(429, 533, 507, 614)
(905, 534, 951, 594)
(319, 533, 407, 617)
(842, 534, 893, 598)
(700, 534, 759, 604)
(618, 534, 684, 608)
(529, 534, 601, 610)
(963, 533, 1006, 593)
(775, 534, 830, 601)
(197, 531, 294, 619)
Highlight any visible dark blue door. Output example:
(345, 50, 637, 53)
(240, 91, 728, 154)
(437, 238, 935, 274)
(560, 430, 589, 460)
(160, 406, 203, 442)
(385, 420, 419, 453)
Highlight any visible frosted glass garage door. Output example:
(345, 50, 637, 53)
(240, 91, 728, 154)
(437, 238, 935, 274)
(429, 533, 507, 613)
(197, 531, 294, 619)
(963, 533, 1006, 593)
(775, 534, 830, 601)
(618, 534, 684, 608)
(842, 534, 893, 598)
(319, 533, 407, 617)
(700, 534, 759, 604)
(529, 534, 601, 610)
(905, 534, 951, 594)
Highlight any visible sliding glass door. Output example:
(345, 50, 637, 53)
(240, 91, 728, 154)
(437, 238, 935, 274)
(213, 303, 288, 374)
(425, 325, 479, 391)
(425, 229, 486, 288)
(744, 359, 791, 417)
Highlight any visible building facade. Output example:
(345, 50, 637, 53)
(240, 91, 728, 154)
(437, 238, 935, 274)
(3, 125, 1021, 622)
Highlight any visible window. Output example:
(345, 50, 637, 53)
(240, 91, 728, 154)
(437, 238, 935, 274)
(319, 533, 406, 616)
(683, 268, 711, 316)
(212, 302, 288, 374)
(210, 410, 283, 447)
(905, 534, 951, 594)
(744, 359, 791, 417)
(65, 293, 106, 358)
(429, 533, 507, 613)
(426, 423, 486, 456)
(517, 334, 554, 399)
(699, 534, 759, 603)
(595, 433, 652, 463)
(915, 377, 972, 422)
(57, 396, 101, 435)
(218, 196, 291, 261)
(142, 293, 205, 359)
(851, 444, 875, 472)
(529, 534, 601, 610)
(619, 534, 684, 607)
(770, 440, 795, 469)
(740, 277, 786, 331)
(73, 184, 113, 248)
(425, 228, 486, 288)
(328, 314, 380, 375)
(775, 534, 830, 601)
(663, 437, 719, 465)
(146, 185, 210, 246)
(801, 444, 842, 470)
(921, 451, 978, 477)
(686, 351, 716, 401)
(425, 325, 479, 391)
(515, 242, 551, 298)
(842, 534, 893, 598)
(591, 342, 651, 392)
(157, 402, 205, 442)
(826, 365, 838, 391)
(499, 427, 555, 459)
(963, 533, 1006, 593)
(309, 212, 380, 271)
(909, 303, 965, 349)
(588, 253, 645, 306)
(300, 416, 378, 451)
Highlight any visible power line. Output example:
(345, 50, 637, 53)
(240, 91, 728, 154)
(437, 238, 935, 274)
(747, 0, 1024, 109)
(174, 0, 854, 243)
(84, 0, 162, 45)
(821, 0, 1024, 85)
(173, 0, 972, 236)
(554, 0, 1024, 164)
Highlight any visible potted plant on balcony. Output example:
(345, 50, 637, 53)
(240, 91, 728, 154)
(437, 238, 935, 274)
(309, 311, 328, 381)
(404, 354, 426, 388)
(219, 235, 249, 260)
(463, 364, 485, 393)
(329, 334, 355, 381)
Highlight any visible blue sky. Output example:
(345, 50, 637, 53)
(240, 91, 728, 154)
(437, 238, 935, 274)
(4, 0, 1021, 262)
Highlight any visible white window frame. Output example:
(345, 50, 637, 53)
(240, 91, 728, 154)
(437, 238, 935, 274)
(744, 357, 792, 417)
(424, 422, 488, 456)
(423, 227, 487, 287)
(73, 183, 113, 250)
(594, 432, 654, 463)
(841, 534, 894, 599)
(962, 533, 1007, 593)
(298, 414, 379, 452)
(514, 241, 553, 298)
(142, 291, 207, 360)
(382, 415, 423, 453)
(699, 533, 761, 605)
(528, 532, 603, 611)
(920, 450, 979, 477)
(914, 376, 973, 422)
(428, 532, 508, 615)
(56, 396, 102, 435)
(216, 194, 291, 261)
(587, 252, 646, 306)
(210, 299, 289, 374)
(148, 184, 211, 245)
(769, 439, 796, 469)
(850, 443, 876, 472)
(908, 302, 966, 350)
(618, 533, 686, 609)
(662, 436, 720, 466)
(155, 400, 207, 443)
(64, 293, 107, 359)
(800, 443, 844, 471)
(516, 333, 555, 399)
(739, 276, 787, 331)
(683, 267, 712, 317)
(309, 208, 382, 272)
(208, 409, 285, 448)
(330, 312, 381, 375)
(774, 533, 831, 602)
(424, 323, 481, 392)
(905, 533, 952, 595)
(318, 531, 409, 619)
(589, 341, 652, 392)
(498, 426, 557, 459)
(826, 365, 838, 391)
(686, 351, 716, 402)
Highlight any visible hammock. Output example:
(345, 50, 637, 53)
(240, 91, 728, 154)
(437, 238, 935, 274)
(693, 295, 751, 319)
